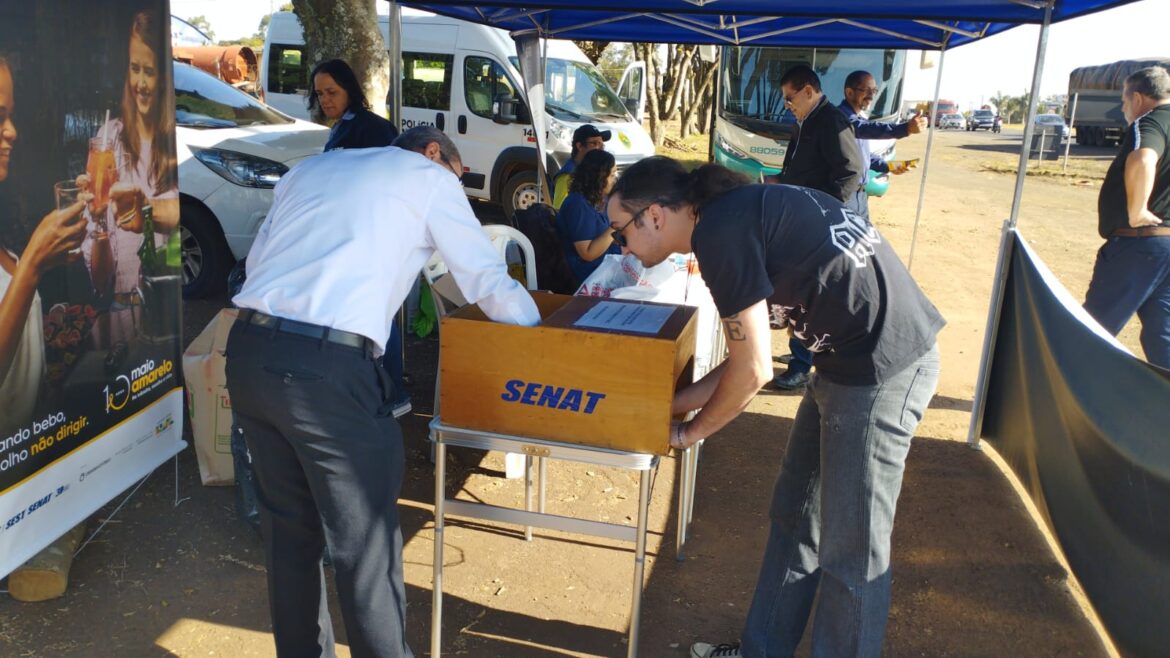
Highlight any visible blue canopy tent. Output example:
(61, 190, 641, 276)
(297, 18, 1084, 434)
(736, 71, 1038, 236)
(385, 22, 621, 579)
(381, 1, 1154, 656)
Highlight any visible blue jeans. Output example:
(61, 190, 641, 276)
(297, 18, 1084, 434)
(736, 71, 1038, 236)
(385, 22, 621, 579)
(1083, 236, 1170, 370)
(787, 339, 812, 375)
(741, 345, 940, 658)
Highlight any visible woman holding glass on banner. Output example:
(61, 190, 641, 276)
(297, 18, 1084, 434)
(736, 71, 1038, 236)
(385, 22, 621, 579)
(81, 9, 177, 327)
(0, 55, 88, 436)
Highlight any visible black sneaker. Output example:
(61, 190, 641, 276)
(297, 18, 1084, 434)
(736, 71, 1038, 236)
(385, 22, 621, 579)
(690, 642, 742, 658)
(772, 369, 810, 390)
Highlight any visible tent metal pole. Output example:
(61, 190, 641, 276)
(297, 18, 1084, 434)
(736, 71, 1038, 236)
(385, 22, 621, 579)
(1008, 1, 1054, 229)
(1063, 92, 1079, 173)
(966, 222, 1016, 447)
(968, 1, 1054, 447)
(389, 0, 402, 129)
(539, 28, 550, 204)
(906, 42, 946, 272)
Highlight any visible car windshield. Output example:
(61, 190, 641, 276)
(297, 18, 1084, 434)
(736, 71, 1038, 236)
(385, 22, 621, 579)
(1036, 115, 1064, 124)
(974, 110, 993, 118)
(175, 62, 293, 128)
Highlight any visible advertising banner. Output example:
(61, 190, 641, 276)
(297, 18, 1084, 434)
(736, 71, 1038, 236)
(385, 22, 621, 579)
(978, 232, 1170, 658)
(0, 0, 185, 577)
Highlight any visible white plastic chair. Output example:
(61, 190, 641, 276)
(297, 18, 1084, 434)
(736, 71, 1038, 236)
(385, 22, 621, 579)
(482, 224, 538, 290)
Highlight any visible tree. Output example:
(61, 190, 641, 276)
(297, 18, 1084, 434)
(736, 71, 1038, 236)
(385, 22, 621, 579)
(185, 15, 215, 43)
(633, 43, 716, 146)
(573, 41, 611, 65)
(291, 0, 390, 125)
(989, 91, 1010, 116)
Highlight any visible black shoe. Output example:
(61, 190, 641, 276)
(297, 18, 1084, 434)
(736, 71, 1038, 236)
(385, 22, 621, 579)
(691, 642, 742, 658)
(772, 369, 810, 390)
(775, 353, 794, 364)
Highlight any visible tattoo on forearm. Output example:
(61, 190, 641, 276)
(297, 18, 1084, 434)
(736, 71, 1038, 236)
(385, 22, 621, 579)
(724, 314, 746, 341)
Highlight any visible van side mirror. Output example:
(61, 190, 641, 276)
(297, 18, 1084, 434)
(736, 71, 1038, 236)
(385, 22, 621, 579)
(493, 92, 518, 125)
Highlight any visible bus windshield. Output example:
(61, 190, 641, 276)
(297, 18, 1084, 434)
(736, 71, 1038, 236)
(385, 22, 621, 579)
(720, 47, 906, 124)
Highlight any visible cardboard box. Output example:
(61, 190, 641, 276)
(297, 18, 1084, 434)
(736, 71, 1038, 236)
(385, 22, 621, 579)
(182, 308, 237, 486)
(439, 293, 696, 455)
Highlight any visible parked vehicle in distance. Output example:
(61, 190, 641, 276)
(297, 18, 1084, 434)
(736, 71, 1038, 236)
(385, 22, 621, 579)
(1068, 58, 1170, 146)
(939, 113, 964, 129)
(932, 99, 959, 126)
(1033, 113, 1070, 140)
(262, 10, 653, 219)
(967, 109, 996, 131)
(175, 62, 329, 298)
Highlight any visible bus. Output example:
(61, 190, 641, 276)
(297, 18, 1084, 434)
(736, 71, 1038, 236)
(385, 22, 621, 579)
(712, 46, 907, 196)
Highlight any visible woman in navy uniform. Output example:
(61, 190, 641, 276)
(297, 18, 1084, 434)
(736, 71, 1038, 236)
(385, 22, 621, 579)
(310, 59, 398, 152)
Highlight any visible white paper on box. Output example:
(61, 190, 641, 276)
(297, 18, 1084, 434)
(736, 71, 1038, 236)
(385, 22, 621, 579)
(573, 301, 674, 335)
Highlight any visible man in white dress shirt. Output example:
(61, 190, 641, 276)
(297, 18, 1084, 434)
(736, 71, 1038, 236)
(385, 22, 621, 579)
(226, 126, 539, 658)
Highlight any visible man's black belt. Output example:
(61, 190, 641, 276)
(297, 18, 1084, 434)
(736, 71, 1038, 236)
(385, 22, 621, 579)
(1111, 226, 1170, 238)
(238, 309, 369, 351)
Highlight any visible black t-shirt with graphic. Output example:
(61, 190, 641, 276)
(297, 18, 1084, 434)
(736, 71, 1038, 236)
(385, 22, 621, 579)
(1098, 103, 1170, 238)
(692, 183, 945, 385)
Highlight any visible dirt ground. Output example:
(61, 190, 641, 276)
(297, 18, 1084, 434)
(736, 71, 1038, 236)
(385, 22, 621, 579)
(0, 127, 1134, 657)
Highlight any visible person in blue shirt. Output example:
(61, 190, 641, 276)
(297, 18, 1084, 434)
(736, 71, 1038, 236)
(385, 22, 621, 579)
(310, 59, 399, 153)
(557, 149, 621, 286)
(836, 69, 926, 220)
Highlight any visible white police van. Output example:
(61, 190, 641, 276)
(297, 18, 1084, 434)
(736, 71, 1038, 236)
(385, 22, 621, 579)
(262, 11, 654, 218)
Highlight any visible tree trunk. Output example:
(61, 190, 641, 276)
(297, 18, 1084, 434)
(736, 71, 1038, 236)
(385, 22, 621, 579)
(292, 0, 389, 125)
(636, 43, 666, 147)
(8, 523, 86, 602)
(680, 56, 718, 139)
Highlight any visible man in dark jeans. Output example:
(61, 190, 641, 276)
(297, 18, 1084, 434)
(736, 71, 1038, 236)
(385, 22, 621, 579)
(772, 65, 865, 390)
(1084, 66, 1170, 369)
(225, 126, 539, 658)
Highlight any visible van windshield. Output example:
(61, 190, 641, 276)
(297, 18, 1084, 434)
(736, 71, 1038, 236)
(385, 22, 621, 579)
(510, 56, 630, 122)
(175, 62, 293, 128)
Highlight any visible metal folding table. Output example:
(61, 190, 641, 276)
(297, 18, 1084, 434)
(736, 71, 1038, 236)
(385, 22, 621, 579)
(429, 418, 697, 658)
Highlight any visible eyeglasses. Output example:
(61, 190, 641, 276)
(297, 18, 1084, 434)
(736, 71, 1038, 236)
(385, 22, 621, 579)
(851, 86, 879, 95)
(611, 204, 652, 248)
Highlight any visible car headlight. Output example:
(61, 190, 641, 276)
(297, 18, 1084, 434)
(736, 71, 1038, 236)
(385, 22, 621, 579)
(715, 132, 749, 160)
(547, 117, 573, 151)
(192, 147, 289, 188)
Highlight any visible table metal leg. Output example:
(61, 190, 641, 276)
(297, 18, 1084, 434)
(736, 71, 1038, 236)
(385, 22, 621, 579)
(676, 446, 691, 561)
(628, 468, 651, 658)
(686, 441, 701, 526)
(432, 437, 447, 658)
(524, 454, 534, 541)
(538, 456, 547, 514)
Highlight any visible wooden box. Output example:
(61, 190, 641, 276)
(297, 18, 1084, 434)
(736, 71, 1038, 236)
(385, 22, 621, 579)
(438, 293, 697, 455)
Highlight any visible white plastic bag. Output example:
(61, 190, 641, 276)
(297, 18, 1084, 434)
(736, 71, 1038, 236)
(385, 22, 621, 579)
(576, 253, 689, 298)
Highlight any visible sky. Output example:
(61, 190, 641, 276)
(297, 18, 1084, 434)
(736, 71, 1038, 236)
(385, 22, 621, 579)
(171, 0, 1167, 111)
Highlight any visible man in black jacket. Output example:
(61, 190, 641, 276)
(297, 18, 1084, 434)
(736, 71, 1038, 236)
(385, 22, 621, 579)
(778, 65, 865, 203)
(772, 64, 866, 390)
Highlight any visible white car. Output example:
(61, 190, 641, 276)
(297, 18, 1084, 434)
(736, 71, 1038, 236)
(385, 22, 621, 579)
(175, 62, 328, 298)
(939, 113, 964, 130)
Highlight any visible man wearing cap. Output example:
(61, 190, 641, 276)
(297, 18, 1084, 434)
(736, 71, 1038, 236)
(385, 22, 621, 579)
(225, 126, 539, 658)
(553, 124, 611, 209)
(1084, 66, 1170, 369)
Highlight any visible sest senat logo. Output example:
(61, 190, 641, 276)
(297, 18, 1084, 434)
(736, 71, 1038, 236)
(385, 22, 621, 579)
(500, 379, 606, 414)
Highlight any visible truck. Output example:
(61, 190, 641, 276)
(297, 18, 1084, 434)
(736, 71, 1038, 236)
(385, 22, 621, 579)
(262, 10, 653, 218)
(1067, 58, 1170, 147)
